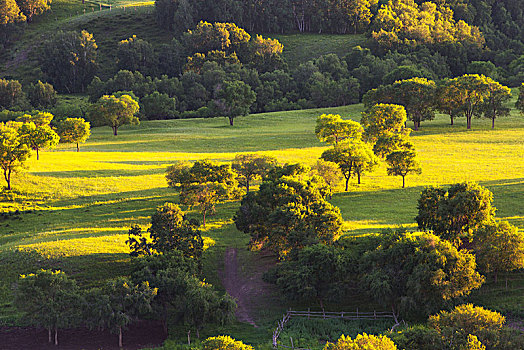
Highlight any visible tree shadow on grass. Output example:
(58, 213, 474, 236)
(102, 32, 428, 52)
(30, 167, 167, 178)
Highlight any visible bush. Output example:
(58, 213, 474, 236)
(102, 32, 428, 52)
(202, 336, 254, 350)
(324, 333, 397, 350)
(390, 325, 443, 350)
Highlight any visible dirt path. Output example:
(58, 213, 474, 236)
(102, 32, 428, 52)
(221, 247, 276, 327)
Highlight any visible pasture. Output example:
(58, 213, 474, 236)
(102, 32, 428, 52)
(0, 101, 523, 343)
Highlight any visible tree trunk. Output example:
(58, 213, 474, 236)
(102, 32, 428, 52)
(402, 175, 405, 188)
(36, 147, 39, 160)
(163, 302, 169, 334)
(467, 116, 472, 129)
(54, 328, 58, 345)
(119, 326, 123, 348)
(5, 169, 11, 191)
(450, 115, 454, 125)
(77, 142, 80, 152)
(357, 172, 361, 185)
(345, 177, 349, 191)
(246, 180, 250, 193)
(413, 120, 419, 131)
(48, 328, 52, 343)
(492, 117, 495, 129)
(229, 117, 234, 126)
(196, 329, 200, 339)
(113, 126, 118, 136)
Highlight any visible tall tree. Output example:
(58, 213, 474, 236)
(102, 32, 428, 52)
(117, 36, 157, 75)
(475, 221, 524, 284)
(0, 122, 31, 190)
(321, 141, 378, 190)
(516, 83, 524, 115)
(16, 111, 54, 126)
(214, 80, 256, 126)
(476, 80, 511, 129)
(360, 103, 408, 144)
(19, 122, 59, 160)
(385, 148, 422, 188)
(360, 231, 484, 320)
(88, 94, 139, 136)
(84, 278, 157, 348)
(39, 30, 97, 93)
(416, 182, 496, 246)
(235, 164, 342, 257)
(26, 80, 57, 109)
(232, 153, 277, 193)
(56, 118, 91, 152)
(14, 270, 82, 346)
(441, 74, 493, 129)
(0, 78, 27, 110)
(315, 114, 363, 145)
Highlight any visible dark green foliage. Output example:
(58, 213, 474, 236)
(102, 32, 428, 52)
(84, 277, 157, 348)
(232, 153, 277, 193)
(390, 325, 443, 350)
(26, 81, 57, 109)
(117, 36, 157, 76)
(234, 164, 342, 256)
(214, 80, 256, 125)
(141, 91, 177, 119)
(127, 203, 204, 259)
(415, 182, 496, 245)
(516, 83, 524, 115)
(265, 244, 348, 308)
(39, 30, 97, 93)
(0, 78, 27, 110)
(14, 270, 82, 345)
(88, 94, 139, 135)
(359, 230, 484, 319)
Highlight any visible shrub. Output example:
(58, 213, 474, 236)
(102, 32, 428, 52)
(202, 336, 254, 350)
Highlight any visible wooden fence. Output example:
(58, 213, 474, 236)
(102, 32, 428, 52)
(272, 309, 398, 349)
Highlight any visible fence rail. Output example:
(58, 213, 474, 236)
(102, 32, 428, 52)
(272, 309, 398, 349)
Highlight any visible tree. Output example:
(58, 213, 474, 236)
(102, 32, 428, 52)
(515, 83, 524, 115)
(232, 153, 277, 193)
(141, 91, 177, 119)
(39, 30, 97, 93)
(315, 114, 363, 145)
(26, 80, 57, 109)
(56, 118, 91, 152)
(16, 111, 54, 126)
(127, 203, 204, 258)
(203, 336, 254, 350)
(429, 304, 505, 350)
(15, 0, 51, 21)
(88, 94, 139, 135)
(321, 141, 378, 190)
(416, 182, 496, 245)
(131, 251, 198, 334)
(84, 278, 157, 348)
(265, 244, 347, 309)
(117, 35, 157, 75)
(0, 78, 27, 110)
(386, 148, 422, 188)
(311, 159, 343, 193)
(0, 122, 31, 190)
(360, 231, 484, 320)
(19, 122, 59, 160)
(166, 160, 239, 226)
(14, 270, 82, 346)
(440, 74, 493, 129)
(215, 80, 256, 126)
(0, 0, 25, 25)
(324, 333, 397, 350)
(476, 80, 511, 129)
(360, 103, 408, 144)
(235, 164, 343, 257)
(475, 221, 524, 284)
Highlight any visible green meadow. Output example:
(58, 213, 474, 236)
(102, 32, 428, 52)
(0, 100, 523, 342)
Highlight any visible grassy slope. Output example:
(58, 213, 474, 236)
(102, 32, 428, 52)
(0, 101, 522, 342)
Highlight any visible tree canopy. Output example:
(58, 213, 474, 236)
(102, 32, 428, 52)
(0, 121, 31, 190)
(88, 94, 139, 135)
(315, 114, 363, 145)
(232, 153, 277, 193)
(56, 118, 91, 152)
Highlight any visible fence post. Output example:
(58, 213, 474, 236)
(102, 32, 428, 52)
(357, 308, 359, 318)
(290, 337, 294, 350)
(308, 308, 310, 320)
(341, 312, 344, 319)
(374, 310, 376, 320)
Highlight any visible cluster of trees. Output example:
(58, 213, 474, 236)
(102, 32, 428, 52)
(0, 78, 57, 111)
(364, 74, 513, 130)
(253, 177, 522, 333)
(317, 106, 421, 189)
(0, 0, 51, 24)
(15, 203, 236, 347)
(0, 113, 90, 189)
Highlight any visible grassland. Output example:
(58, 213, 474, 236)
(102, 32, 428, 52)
(0, 99, 523, 345)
